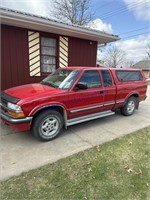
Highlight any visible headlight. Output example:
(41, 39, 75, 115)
(7, 102, 25, 118)
(7, 102, 22, 112)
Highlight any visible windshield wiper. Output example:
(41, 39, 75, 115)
(41, 81, 57, 88)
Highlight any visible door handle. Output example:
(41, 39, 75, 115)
(99, 91, 104, 94)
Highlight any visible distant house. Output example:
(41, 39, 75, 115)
(1, 7, 119, 90)
(132, 60, 150, 79)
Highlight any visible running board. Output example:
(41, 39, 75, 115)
(67, 110, 115, 126)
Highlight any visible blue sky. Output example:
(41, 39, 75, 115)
(1, 0, 150, 63)
(91, 0, 149, 38)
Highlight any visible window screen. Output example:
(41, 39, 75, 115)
(116, 71, 143, 82)
(41, 37, 57, 73)
(79, 70, 101, 88)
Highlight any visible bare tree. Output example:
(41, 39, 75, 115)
(102, 46, 126, 68)
(125, 59, 135, 68)
(146, 40, 150, 59)
(52, 0, 93, 25)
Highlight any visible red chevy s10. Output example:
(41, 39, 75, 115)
(0, 67, 147, 141)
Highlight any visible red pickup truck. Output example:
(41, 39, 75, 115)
(1, 67, 147, 141)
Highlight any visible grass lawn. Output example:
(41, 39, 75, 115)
(0, 127, 150, 200)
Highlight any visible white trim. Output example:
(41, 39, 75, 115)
(103, 102, 115, 106)
(116, 100, 125, 104)
(1, 8, 119, 44)
(70, 104, 103, 113)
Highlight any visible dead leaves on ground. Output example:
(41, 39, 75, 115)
(125, 166, 143, 176)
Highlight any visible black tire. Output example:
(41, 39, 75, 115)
(32, 110, 63, 141)
(120, 96, 137, 116)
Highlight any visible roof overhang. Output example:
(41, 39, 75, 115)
(0, 8, 119, 44)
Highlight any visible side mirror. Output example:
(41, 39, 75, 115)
(75, 82, 88, 90)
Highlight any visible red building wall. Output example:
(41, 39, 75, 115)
(1, 25, 97, 90)
(68, 37, 97, 66)
(1, 25, 42, 90)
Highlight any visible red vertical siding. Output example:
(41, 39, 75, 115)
(1, 25, 42, 90)
(68, 37, 97, 66)
(1, 25, 98, 91)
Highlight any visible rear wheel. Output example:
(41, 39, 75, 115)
(32, 110, 63, 141)
(120, 96, 137, 116)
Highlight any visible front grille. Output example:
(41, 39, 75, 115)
(0, 99, 8, 115)
(0, 92, 20, 117)
(1, 98, 7, 107)
(0, 102, 8, 117)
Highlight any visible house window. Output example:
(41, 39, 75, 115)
(41, 37, 57, 73)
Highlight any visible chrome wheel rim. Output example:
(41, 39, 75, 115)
(40, 117, 59, 137)
(127, 100, 135, 114)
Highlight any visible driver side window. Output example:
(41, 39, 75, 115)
(79, 70, 101, 88)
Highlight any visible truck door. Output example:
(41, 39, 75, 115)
(100, 70, 116, 110)
(68, 70, 104, 119)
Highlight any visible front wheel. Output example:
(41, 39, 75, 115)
(120, 97, 137, 116)
(32, 110, 63, 141)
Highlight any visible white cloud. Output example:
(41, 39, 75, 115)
(115, 34, 150, 61)
(1, 0, 52, 17)
(87, 18, 113, 34)
(123, 0, 150, 21)
(97, 34, 150, 65)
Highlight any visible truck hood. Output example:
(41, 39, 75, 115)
(4, 83, 65, 100)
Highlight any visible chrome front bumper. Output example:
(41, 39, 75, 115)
(0, 112, 33, 124)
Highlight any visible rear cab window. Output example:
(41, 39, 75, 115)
(101, 70, 113, 87)
(116, 70, 143, 82)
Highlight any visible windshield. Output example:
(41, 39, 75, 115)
(41, 69, 81, 90)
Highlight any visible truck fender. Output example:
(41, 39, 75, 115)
(124, 91, 139, 109)
(29, 103, 68, 129)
